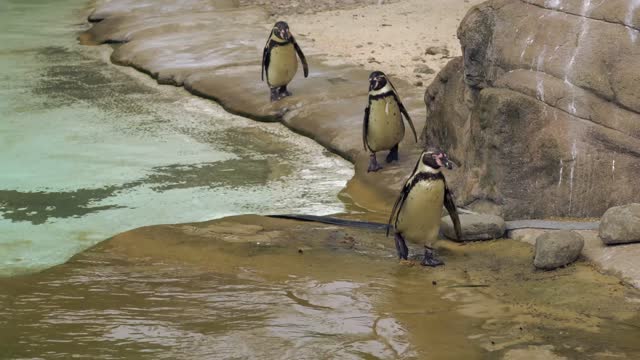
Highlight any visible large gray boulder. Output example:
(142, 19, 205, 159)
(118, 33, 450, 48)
(599, 203, 640, 245)
(441, 213, 505, 241)
(423, 0, 640, 219)
(534, 230, 584, 270)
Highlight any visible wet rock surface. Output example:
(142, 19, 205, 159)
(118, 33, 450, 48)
(533, 230, 584, 270)
(511, 228, 640, 288)
(502, 345, 567, 360)
(81, 0, 427, 210)
(599, 203, 640, 245)
(442, 213, 505, 241)
(8, 214, 637, 358)
(423, 0, 640, 219)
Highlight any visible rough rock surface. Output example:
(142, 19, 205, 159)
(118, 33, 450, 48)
(442, 213, 505, 241)
(423, 0, 640, 219)
(599, 203, 640, 245)
(533, 230, 584, 270)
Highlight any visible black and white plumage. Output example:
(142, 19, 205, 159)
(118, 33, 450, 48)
(387, 148, 461, 266)
(363, 71, 417, 172)
(261, 21, 309, 102)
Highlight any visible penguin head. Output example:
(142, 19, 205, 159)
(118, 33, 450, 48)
(272, 21, 292, 41)
(421, 147, 454, 170)
(368, 71, 388, 91)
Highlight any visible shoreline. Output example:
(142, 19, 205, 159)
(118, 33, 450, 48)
(77, 0, 455, 213)
(77, 0, 640, 289)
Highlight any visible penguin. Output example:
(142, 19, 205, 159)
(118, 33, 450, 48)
(363, 71, 418, 172)
(261, 21, 309, 102)
(387, 147, 462, 266)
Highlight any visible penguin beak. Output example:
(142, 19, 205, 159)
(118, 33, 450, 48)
(436, 155, 455, 169)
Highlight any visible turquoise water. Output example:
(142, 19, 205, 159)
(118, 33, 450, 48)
(0, 0, 352, 276)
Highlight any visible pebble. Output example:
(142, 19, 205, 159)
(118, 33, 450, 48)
(414, 64, 435, 74)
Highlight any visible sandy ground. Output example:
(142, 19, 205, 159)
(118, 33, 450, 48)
(240, 0, 402, 15)
(270, 0, 484, 85)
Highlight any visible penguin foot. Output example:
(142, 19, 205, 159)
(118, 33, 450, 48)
(368, 154, 383, 172)
(270, 88, 280, 102)
(394, 233, 409, 260)
(279, 86, 292, 98)
(420, 247, 444, 267)
(385, 145, 399, 163)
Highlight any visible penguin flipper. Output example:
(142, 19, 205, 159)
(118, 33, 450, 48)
(444, 185, 462, 241)
(261, 47, 267, 82)
(386, 77, 418, 143)
(292, 37, 309, 78)
(363, 103, 370, 151)
(387, 155, 422, 236)
(262, 37, 272, 82)
(386, 181, 411, 237)
(394, 93, 418, 143)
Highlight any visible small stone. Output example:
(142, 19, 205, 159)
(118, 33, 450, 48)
(432, 280, 437, 286)
(599, 203, 640, 245)
(425, 46, 450, 57)
(441, 213, 506, 241)
(298, 248, 304, 254)
(533, 230, 584, 270)
(414, 81, 423, 87)
(414, 64, 435, 74)
(356, 44, 363, 48)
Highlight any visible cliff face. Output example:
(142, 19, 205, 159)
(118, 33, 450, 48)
(424, 0, 640, 219)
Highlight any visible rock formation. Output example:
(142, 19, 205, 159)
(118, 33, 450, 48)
(441, 213, 505, 241)
(599, 203, 640, 245)
(533, 230, 584, 270)
(423, 0, 640, 219)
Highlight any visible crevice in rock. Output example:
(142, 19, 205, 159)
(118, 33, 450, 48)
(494, 63, 640, 120)
(490, 83, 637, 140)
(520, 0, 640, 33)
